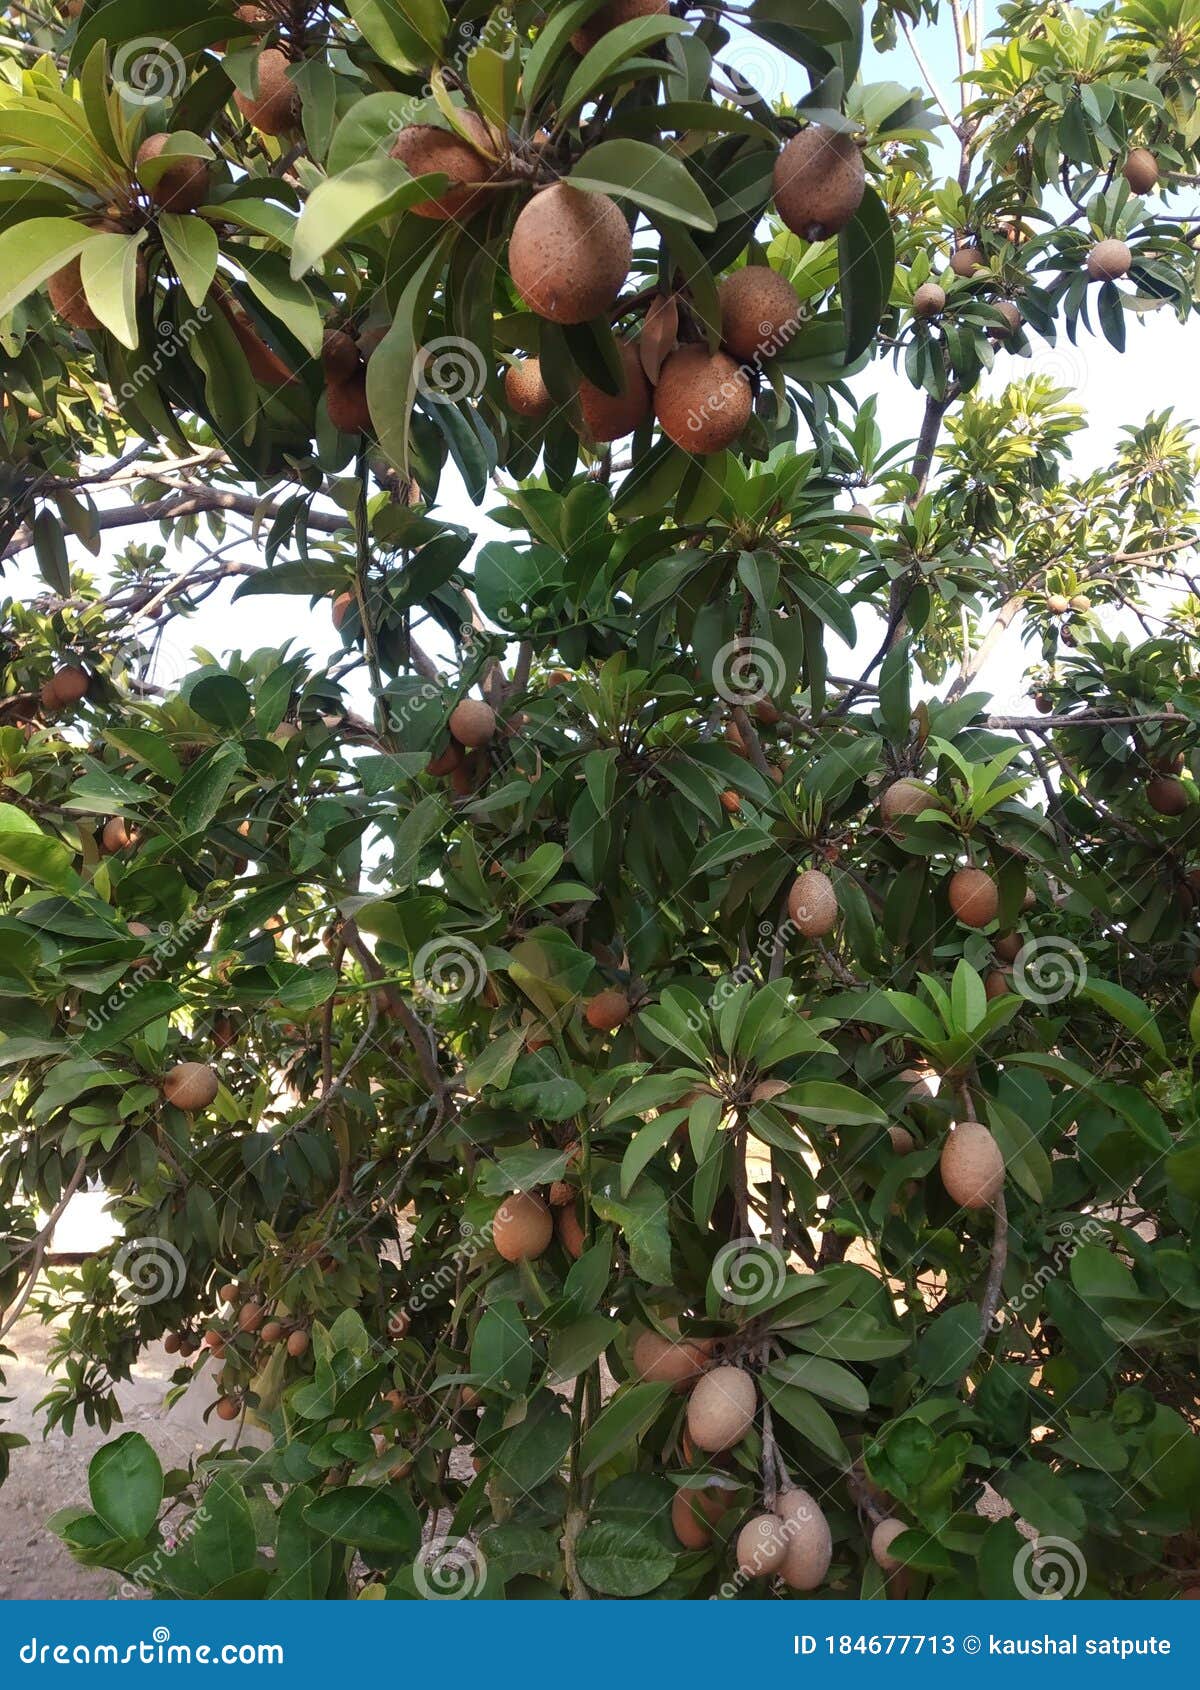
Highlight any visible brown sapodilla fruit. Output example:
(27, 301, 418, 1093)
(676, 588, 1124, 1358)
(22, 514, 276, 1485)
(286, 1328, 309, 1357)
(912, 280, 946, 318)
(235, 48, 301, 136)
(686, 1364, 756, 1452)
(1086, 237, 1132, 281)
(584, 988, 630, 1031)
(949, 243, 984, 277)
(425, 740, 464, 777)
(750, 1078, 789, 1104)
(671, 1482, 735, 1550)
(504, 357, 553, 421)
(325, 372, 372, 435)
(871, 1517, 909, 1572)
(162, 1060, 220, 1112)
(508, 183, 631, 324)
(102, 816, 136, 852)
(718, 265, 802, 363)
(46, 664, 91, 707)
(994, 931, 1023, 963)
(578, 340, 652, 443)
(888, 1125, 915, 1155)
(655, 345, 752, 454)
(1123, 148, 1159, 193)
(215, 1395, 241, 1421)
(448, 698, 496, 747)
(322, 329, 361, 382)
(260, 1320, 284, 1344)
(736, 1513, 790, 1577)
(776, 1488, 832, 1590)
(940, 1119, 1005, 1209)
(48, 254, 101, 330)
(993, 299, 1022, 337)
(136, 133, 211, 213)
(948, 866, 999, 928)
(389, 117, 493, 221)
(556, 1202, 585, 1260)
(787, 869, 838, 938)
(331, 590, 355, 630)
(492, 1191, 553, 1261)
(984, 969, 1010, 1000)
(773, 126, 865, 241)
(879, 777, 935, 824)
(1147, 774, 1188, 816)
(632, 1329, 710, 1389)
(571, 0, 667, 55)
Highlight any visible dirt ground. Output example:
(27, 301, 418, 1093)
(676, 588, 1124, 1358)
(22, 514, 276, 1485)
(1, 1310, 221, 1601)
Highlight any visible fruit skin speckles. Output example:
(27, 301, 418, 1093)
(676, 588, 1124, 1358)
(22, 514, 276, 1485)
(773, 127, 865, 242)
(492, 1191, 553, 1261)
(685, 1364, 756, 1452)
(654, 346, 752, 455)
(939, 1120, 1005, 1209)
(508, 184, 631, 325)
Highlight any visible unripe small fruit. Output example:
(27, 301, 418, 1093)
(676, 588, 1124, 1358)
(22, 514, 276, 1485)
(1086, 237, 1132, 281)
(888, 1125, 915, 1155)
(912, 281, 946, 318)
(631, 1330, 710, 1389)
(871, 1516, 909, 1572)
(448, 698, 496, 748)
(425, 740, 464, 777)
(1046, 592, 1071, 613)
(686, 1365, 756, 1452)
(492, 1191, 553, 1261)
(218, 1282, 240, 1305)
(505, 358, 552, 421)
(940, 1120, 1005, 1209)
(984, 969, 1010, 1000)
(719, 789, 741, 814)
(1069, 593, 1091, 612)
(992, 299, 1022, 337)
(238, 1301, 264, 1333)
(259, 1320, 283, 1344)
(948, 866, 998, 928)
(215, 1395, 241, 1421)
(163, 1331, 182, 1354)
(776, 1488, 832, 1590)
(286, 1328, 309, 1357)
(163, 1061, 220, 1112)
(773, 127, 865, 241)
(102, 816, 135, 852)
(736, 1513, 790, 1577)
(48, 665, 90, 706)
(787, 869, 837, 938)
(1123, 148, 1159, 193)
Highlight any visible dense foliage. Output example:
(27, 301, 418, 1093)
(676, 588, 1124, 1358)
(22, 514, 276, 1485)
(1, 0, 1199, 1602)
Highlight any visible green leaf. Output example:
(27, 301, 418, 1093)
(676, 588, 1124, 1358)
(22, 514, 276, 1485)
(191, 1472, 257, 1588)
(767, 1353, 869, 1412)
(838, 184, 894, 361)
(570, 141, 717, 231)
(0, 804, 80, 892)
(158, 212, 219, 308)
(763, 1381, 851, 1465)
(547, 1313, 618, 1385)
(79, 233, 145, 350)
(1079, 978, 1166, 1059)
(304, 1486, 421, 1555)
(579, 1382, 671, 1476)
(1001, 1463, 1086, 1540)
(0, 217, 100, 317)
(291, 159, 444, 276)
(915, 1305, 980, 1385)
(88, 1433, 162, 1543)
(78, 983, 184, 1058)
(559, 18, 691, 117)
(189, 674, 252, 732)
(575, 1520, 675, 1596)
